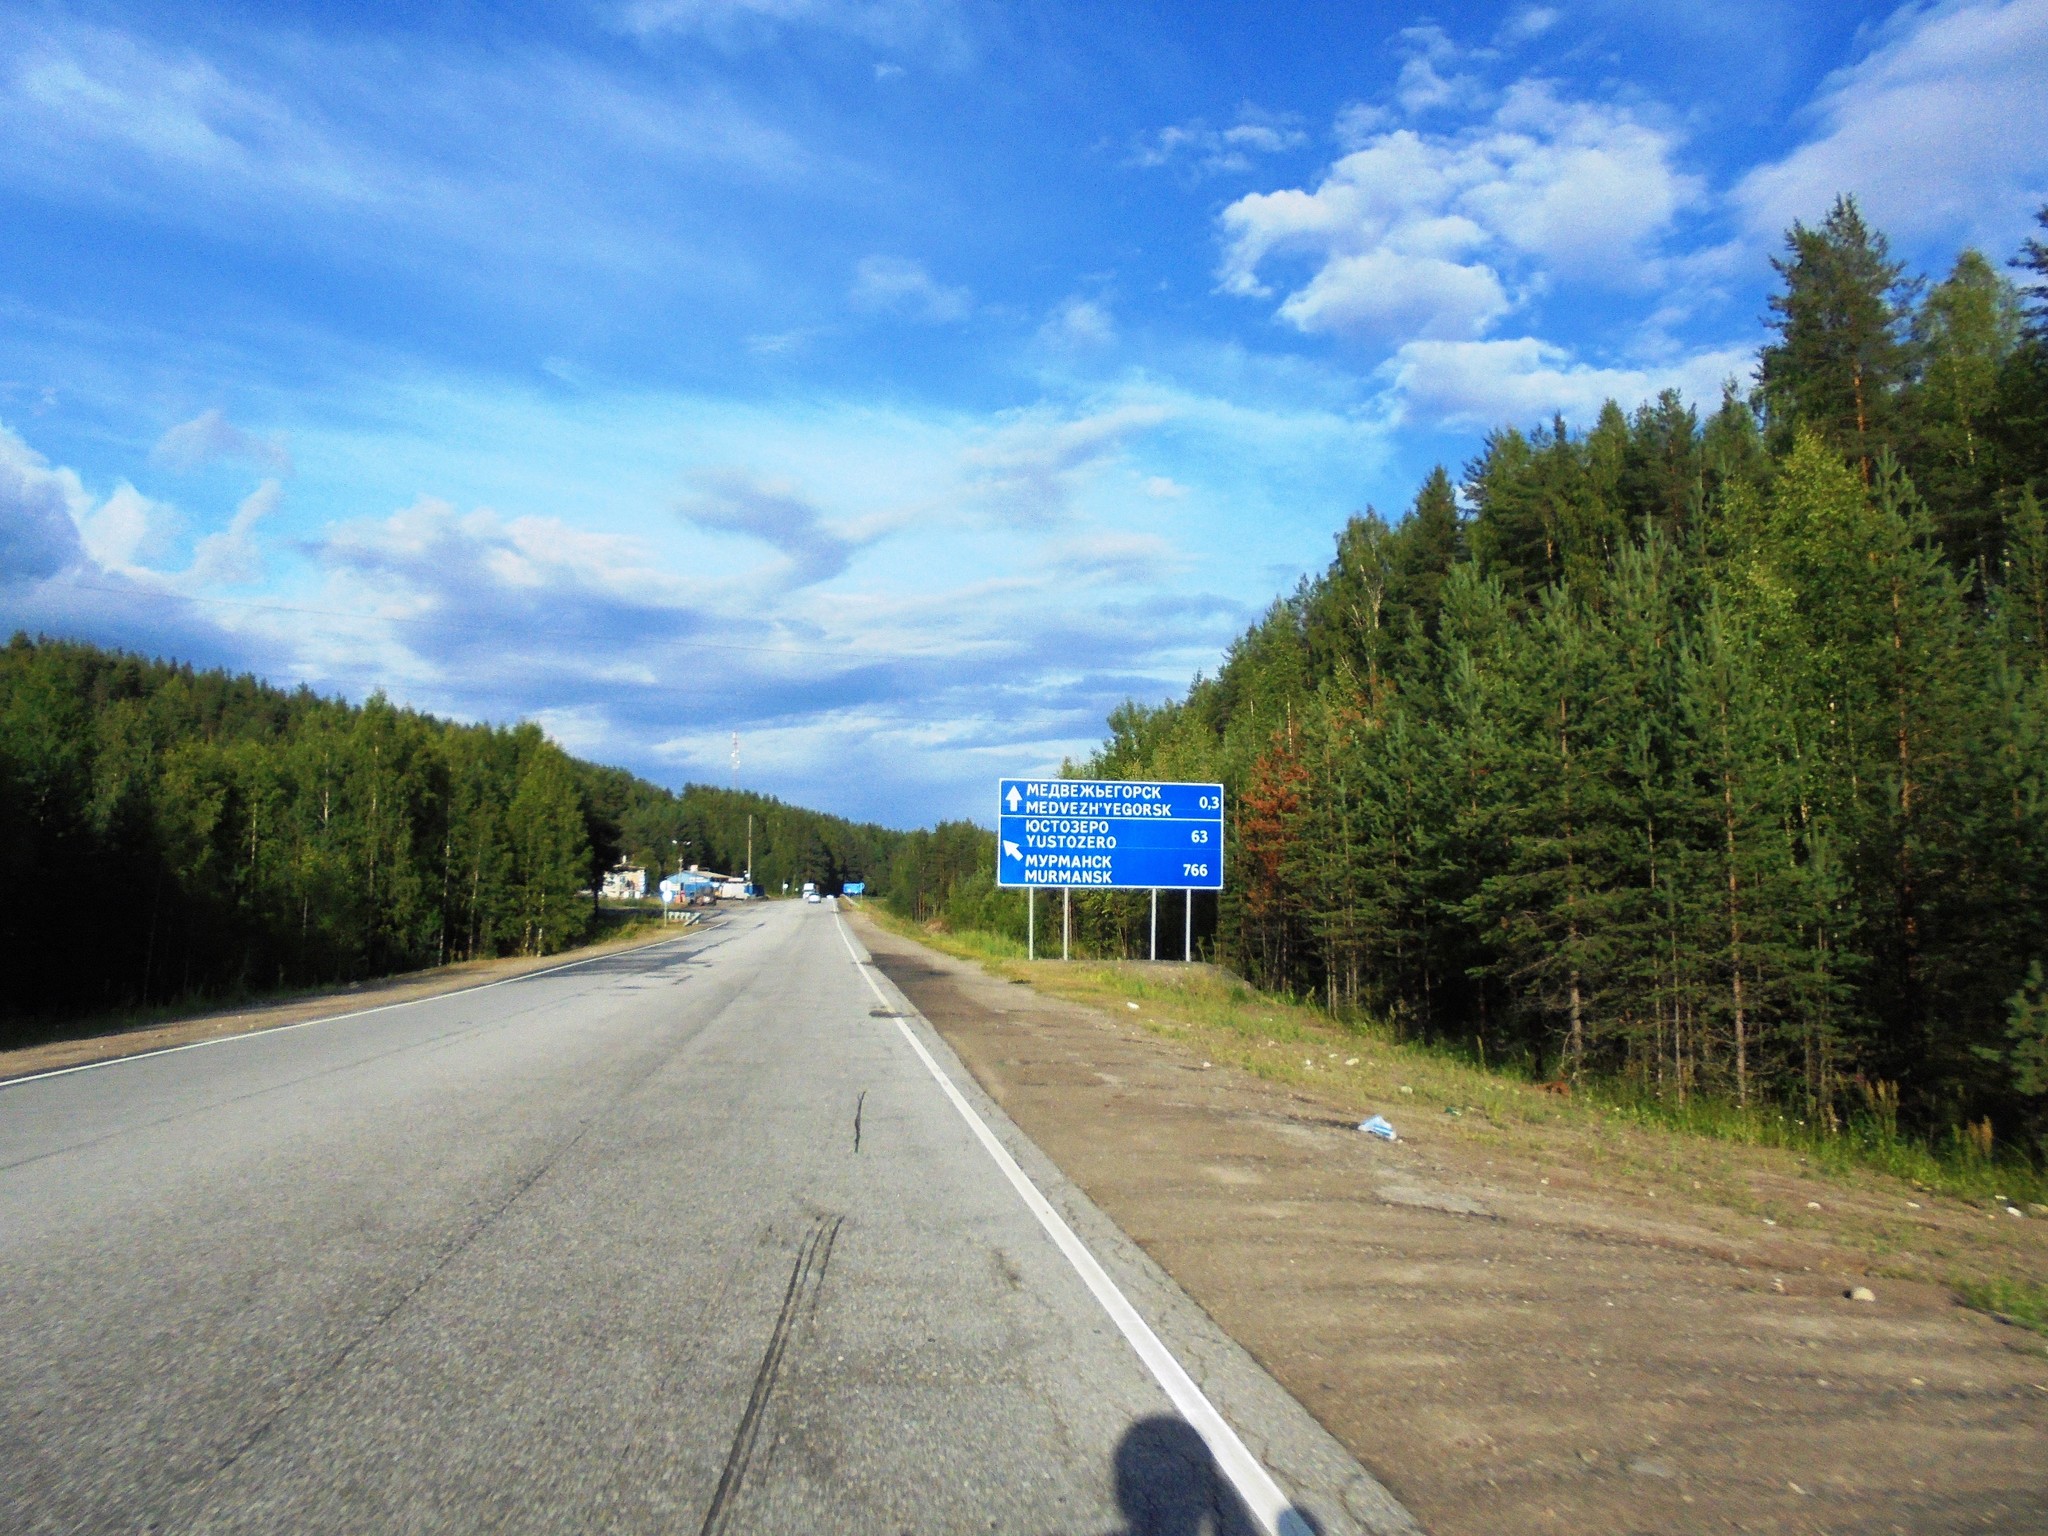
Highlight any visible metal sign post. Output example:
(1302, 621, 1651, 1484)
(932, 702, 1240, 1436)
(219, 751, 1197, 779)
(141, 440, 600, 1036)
(996, 779, 1224, 963)
(1027, 888, 1035, 961)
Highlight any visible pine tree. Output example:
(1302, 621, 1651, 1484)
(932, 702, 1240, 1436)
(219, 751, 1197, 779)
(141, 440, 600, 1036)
(1757, 196, 1915, 480)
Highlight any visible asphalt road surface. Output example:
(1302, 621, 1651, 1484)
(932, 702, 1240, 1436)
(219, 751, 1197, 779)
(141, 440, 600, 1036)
(0, 900, 1411, 1535)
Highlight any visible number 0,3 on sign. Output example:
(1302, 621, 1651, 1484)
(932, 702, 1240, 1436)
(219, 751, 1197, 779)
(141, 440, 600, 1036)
(995, 779, 1225, 890)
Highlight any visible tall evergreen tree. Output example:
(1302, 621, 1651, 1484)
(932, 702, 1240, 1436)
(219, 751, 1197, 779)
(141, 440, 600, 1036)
(1389, 465, 1465, 632)
(1993, 208, 2048, 493)
(1906, 249, 2022, 569)
(1757, 196, 1916, 480)
(2014, 205, 2048, 338)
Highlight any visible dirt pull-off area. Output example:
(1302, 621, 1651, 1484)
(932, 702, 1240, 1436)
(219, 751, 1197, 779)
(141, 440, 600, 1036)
(852, 912, 2048, 1536)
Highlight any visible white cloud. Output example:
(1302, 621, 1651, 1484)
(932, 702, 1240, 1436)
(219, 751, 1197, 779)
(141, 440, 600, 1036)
(1042, 531, 1185, 584)
(1380, 336, 1754, 427)
(1276, 247, 1510, 341)
(1039, 296, 1115, 348)
(1734, 0, 2048, 247)
(0, 424, 88, 581)
(1128, 112, 1308, 176)
(0, 22, 814, 283)
(1332, 101, 1393, 148)
(744, 326, 831, 355)
(187, 478, 282, 586)
(849, 255, 972, 322)
(1219, 80, 1699, 343)
(75, 482, 176, 570)
(1392, 25, 1483, 116)
(6, 27, 368, 202)
(961, 404, 1172, 525)
(1143, 476, 1189, 499)
(151, 407, 293, 474)
(322, 498, 672, 605)
(1494, 6, 1561, 47)
(613, 0, 968, 60)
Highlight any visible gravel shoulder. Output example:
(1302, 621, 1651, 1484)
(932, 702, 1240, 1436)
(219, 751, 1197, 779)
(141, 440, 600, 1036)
(0, 918, 687, 1085)
(851, 908, 2048, 1536)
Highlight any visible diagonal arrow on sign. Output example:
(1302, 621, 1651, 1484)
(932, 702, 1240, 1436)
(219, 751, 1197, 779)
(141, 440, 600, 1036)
(1002, 840, 1023, 861)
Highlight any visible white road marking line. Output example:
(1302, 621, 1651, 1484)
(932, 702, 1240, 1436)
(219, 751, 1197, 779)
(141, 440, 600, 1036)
(834, 914, 1310, 1536)
(0, 932, 701, 1091)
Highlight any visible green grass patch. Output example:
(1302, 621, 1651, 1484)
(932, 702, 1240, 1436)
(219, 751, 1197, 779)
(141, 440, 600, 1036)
(1585, 1082, 2048, 1207)
(1954, 1275, 2048, 1334)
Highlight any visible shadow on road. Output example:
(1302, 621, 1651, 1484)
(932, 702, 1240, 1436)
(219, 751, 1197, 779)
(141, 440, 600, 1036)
(1109, 1416, 1321, 1536)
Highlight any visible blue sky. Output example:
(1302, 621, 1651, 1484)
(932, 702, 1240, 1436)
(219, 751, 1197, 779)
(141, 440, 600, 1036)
(2, 0, 2044, 826)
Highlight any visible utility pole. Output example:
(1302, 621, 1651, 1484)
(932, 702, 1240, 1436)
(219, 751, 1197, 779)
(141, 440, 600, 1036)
(746, 813, 753, 884)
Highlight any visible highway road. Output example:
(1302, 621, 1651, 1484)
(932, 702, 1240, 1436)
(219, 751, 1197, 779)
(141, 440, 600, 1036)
(0, 899, 1410, 1535)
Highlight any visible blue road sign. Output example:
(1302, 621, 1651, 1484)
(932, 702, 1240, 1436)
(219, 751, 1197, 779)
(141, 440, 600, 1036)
(996, 779, 1224, 890)
(843, 881, 866, 895)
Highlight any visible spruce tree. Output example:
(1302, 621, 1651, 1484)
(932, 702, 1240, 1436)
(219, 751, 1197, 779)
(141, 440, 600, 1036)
(2014, 205, 2048, 339)
(1993, 208, 2048, 491)
(1467, 587, 1636, 1080)
(1906, 249, 2021, 569)
(1388, 466, 1464, 634)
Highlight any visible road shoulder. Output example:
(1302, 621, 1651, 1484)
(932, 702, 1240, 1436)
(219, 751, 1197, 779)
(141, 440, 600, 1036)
(839, 913, 1420, 1536)
(849, 909, 2048, 1536)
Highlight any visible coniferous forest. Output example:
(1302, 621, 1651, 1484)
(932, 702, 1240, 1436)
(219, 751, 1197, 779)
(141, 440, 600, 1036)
(0, 638, 899, 1045)
(1047, 199, 2048, 1159)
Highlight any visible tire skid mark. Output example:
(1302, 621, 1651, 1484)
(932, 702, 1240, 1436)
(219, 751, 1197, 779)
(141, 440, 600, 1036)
(697, 1213, 844, 1536)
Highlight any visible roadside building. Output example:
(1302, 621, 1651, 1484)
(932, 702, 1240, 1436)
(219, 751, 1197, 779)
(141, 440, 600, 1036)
(600, 864, 648, 901)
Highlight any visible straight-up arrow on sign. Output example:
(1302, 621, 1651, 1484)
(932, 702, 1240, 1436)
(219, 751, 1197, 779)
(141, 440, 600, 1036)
(1005, 786, 1022, 811)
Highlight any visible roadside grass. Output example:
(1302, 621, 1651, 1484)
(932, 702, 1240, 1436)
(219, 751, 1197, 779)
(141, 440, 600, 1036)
(1953, 1276, 2048, 1335)
(859, 904, 2048, 1321)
